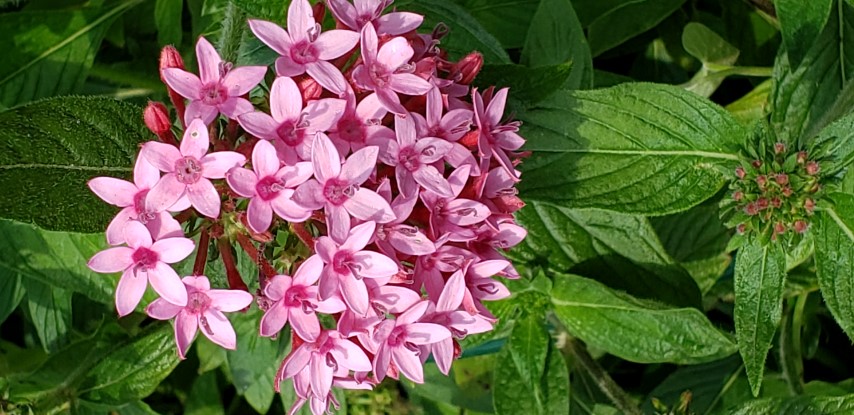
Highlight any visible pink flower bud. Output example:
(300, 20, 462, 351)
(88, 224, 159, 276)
(752, 160, 762, 169)
(771, 197, 782, 208)
(804, 198, 815, 213)
(737, 223, 747, 234)
(797, 151, 808, 164)
(756, 175, 767, 188)
(159, 45, 185, 73)
(144, 102, 172, 135)
(774, 222, 786, 234)
(774, 142, 786, 154)
(452, 52, 483, 85)
(732, 191, 744, 201)
(735, 166, 746, 179)
(745, 202, 759, 216)
(794, 220, 809, 234)
(296, 75, 322, 102)
(806, 161, 820, 175)
(493, 195, 526, 213)
(782, 187, 793, 197)
(775, 173, 789, 185)
(756, 198, 769, 210)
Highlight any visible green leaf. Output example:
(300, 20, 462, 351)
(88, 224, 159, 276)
(228, 306, 288, 413)
(186, 371, 225, 415)
(458, 0, 539, 49)
(550, 273, 737, 364)
(587, 0, 687, 57)
(771, 0, 854, 146)
(196, 337, 228, 373)
(733, 237, 787, 397)
(0, 96, 149, 232)
(776, 0, 834, 68)
(726, 79, 772, 126)
(79, 324, 180, 404)
(403, 355, 495, 413)
(396, 0, 510, 63)
(474, 63, 574, 108)
(815, 192, 854, 341)
(808, 112, 854, 177)
(23, 280, 72, 353)
(155, 0, 183, 47)
(0, 272, 25, 325)
(729, 394, 854, 414)
(681, 22, 741, 97)
(643, 355, 742, 414)
(520, 0, 593, 90)
(0, 0, 142, 108)
(518, 83, 745, 216)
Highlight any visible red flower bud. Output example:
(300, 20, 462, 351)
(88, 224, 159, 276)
(756, 175, 767, 188)
(452, 52, 483, 85)
(737, 223, 747, 234)
(756, 198, 769, 210)
(774, 222, 786, 234)
(312, 1, 326, 24)
(782, 187, 793, 197)
(296, 75, 323, 101)
(775, 173, 789, 185)
(735, 166, 746, 179)
(751, 160, 762, 169)
(806, 161, 820, 175)
(732, 191, 744, 202)
(793, 220, 809, 234)
(144, 101, 172, 135)
(804, 198, 815, 213)
(493, 195, 525, 213)
(797, 151, 808, 164)
(774, 142, 786, 154)
(745, 202, 759, 216)
(771, 197, 782, 208)
(159, 46, 185, 74)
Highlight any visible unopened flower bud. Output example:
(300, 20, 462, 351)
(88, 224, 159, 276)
(793, 220, 809, 234)
(737, 223, 747, 234)
(312, 1, 326, 24)
(159, 46, 185, 74)
(774, 222, 786, 234)
(775, 173, 789, 185)
(756, 198, 769, 210)
(735, 166, 746, 179)
(782, 187, 793, 197)
(144, 101, 172, 135)
(804, 198, 815, 213)
(797, 151, 808, 164)
(752, 160, 762, 169)
(806, 161, 820, 175)
(296, 75, 323, 101)
(774, 142, 786, 154)
(452, 52, 483, 85)
(771, 197, 782, 208)
(756, 175, 767, 188)
(732, 191, 744, 201)
(745, 202, 759, 216)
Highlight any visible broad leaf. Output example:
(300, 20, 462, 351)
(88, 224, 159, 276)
(729, 394, 854, 414)
(79, 324, 180, 404)
(521, 0, 593, 90)
(23, 280, 72, 353)
(643, 356, 742, 414)
(816, 192, 854, 341)
(550, 273, 737, 364)
(186, 371, 225, 415)
(776, 0, 834, 68)
(155, 0, 183, 47)
(518, 83, 745, 215)
(228, 306, 288, 413)
(458, 0, 539, 49)
(0, 272, 25, 325)
(396, 0, 510, 64)
(734, 237, 787, 397)
(807, 112, 854, 177)
(681, 22, 741, 97)
(771, 0, 854, 146)
(726, 79, 772, 126)
(0, 97, 149, 232)
(0, 219, 114, 305)
(0, 0, 141, 108)
(475, 63, 574, 108)
(587, 0, 687, 57)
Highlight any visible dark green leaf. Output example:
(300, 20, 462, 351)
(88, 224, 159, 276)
(771, 0, 854, 146)
(459, 0, 539, 49)
(474, 63, 574, 108)
(234, 0, 287, 23)
(808, 112, 854, 177)
(402, 355, 495, 413)
(0, 219, 114, 305)
(0, 0, 142, 108)
(776, 0, 834, 68)
(228, 306, 288, 413)
(186, 371, 225, 415)
(587, 0, 687, 57)
(729, 394, 854, 414)
(396, 0, 510, 63)
(0, 97, 149, 232)
(23, 280, 72, 353)
(0, 272, 25, 325)
(815, 192, 854, 341)
(79, 324, 180, 404)
(551, 273, 737, 364)
(734, 237, 787, 396)
(521, 0, 593, 90)
(518, 83, 745, 215)
(726, 79, 772, 127)
(196, 337, 228, 373)
(155, 0, 183, 47)
(643, 355, 742, 414)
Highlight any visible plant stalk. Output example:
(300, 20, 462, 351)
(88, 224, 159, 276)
(565, 338, 642, 415)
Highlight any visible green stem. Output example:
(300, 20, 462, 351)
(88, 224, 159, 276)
(218, 2, 245, 64)
(565, 338, 642, 415)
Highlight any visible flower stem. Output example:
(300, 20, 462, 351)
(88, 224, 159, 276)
(290, 222, 316, 251)
(218, 2, 245, 64)
(217, 237, 250, 292)
(565, 338, 642, 415)
(193, 230, 210, 276)
(235, 233, 277, 281)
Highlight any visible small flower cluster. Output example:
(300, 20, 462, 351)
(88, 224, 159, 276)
(722, 140, 820, 243)
(86, 1, 528, 413)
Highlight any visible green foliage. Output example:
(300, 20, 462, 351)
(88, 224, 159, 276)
(521, 0, 593, 90)
(815, 193, 854, 341)
(586, 0, 686, 57)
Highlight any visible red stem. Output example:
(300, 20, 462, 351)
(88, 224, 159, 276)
(290, 222, 315, 252)
(167, 90, 186, 128)
(235, 233, 277, 282)
(193, 230, 210, 276)
(217, 237, 250, 292)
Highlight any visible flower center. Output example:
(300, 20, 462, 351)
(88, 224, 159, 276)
(276, 118, 309, 146)
(284, 285, 308, 308)
(132, 190, 157, 224)
(331, 250, 356, 276)
(369, 64, 390, 87)
(187, 291, 212, 314)
(387, 326, 408, 347)
(200, 83, 228, 106)
(256, 176, 284, 201)
(398, 146, 420, 172)
(338, 118, 365, 143)
(132, 247, 159, 271)
(290, 40, 319, 65)
(323, 178, 356, 206)
(174, 157, 203, 184)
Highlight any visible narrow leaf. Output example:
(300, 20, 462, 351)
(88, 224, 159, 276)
(155, 0, 183, 47)
(729, 394, 854, 414)
(0, 272, 25, 325)
(518, 83, 745, 215)
(459, 0, 539, 49)
(23, 279, 72, 354)
(734, 237, 787, 396)
(776, 0, 834, 68)
(551, 273, 737, 364)
(521, 0, 593, 90)
(808, 112, 854, 177)
(0, 97, 149, 232)
(587, 0, 687, 57)
(815, 192, 854, 341)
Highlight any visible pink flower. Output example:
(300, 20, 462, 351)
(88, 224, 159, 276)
(292, 132, 394, 241)
(378, 114, 454, 197)
(473, 87, 525, 180)
(237, 76, 346, 165)
(352, 24, 432, 115)
(248, 0, 359, 95)
(326, 0, 424, 35)
(372, 301, 451, 383)
(88, 156, 185, 245)
(420, 165, 491, 242)
(146, 275, 253, 359)
(142, 119, 246, 218)
(88, 221, 195, 316)
(413, 87, 473, 142)
(460, 259, 511, 316)
(315, 221, 399, 315)
(374, 178, 436, 257)
(327, 89, 394, 156)
(226, 140, 313, 233)
(259, 255, 325, 341)
(161, 37, 266, 125)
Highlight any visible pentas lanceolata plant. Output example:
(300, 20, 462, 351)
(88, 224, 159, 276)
(86, 0, 528, 413)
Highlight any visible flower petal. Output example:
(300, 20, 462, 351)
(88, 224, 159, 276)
(105, 208, 135, 245)
(340, 146, 378, 185)
(260, 302, 289, 337)
(293, 254, 324, 286)
(248, 19, 292, 55)
(248, 198, 273, 233)
(406, 323, 452, 344)
(287, 0, 313, 43)
(376, 37, 413, 70)
(223, 66, 267, 96)
(124, 221, 153, 249)
(341, 221, 375, 252)
(394, 113, 417, 147)
(315, 30, 360, 60)
(218, 97, 255, 119)
(311, 133, 341, 182)
(201, 310, 238, 349)
(196, 37, 223, 84)
(208, 289, 253, 312)
(180, 119, 210, 160)
(271, 193, 312, 222)
(175, 311, 199, 359)
(375, 12, 424, 35)
(201, 151, 246, 179)
(351, 251, 398, 279)
(142, 141, 182, 173)
(292, 179, 325, 210)
(148, 262, 188, 306)
(184, 101, 219, 125)
(413, 166, 453, 197)
(392, 348, 423, 383)
(269, 76, 303, 122)
(389, 73, 432, 95)
(437, 269, 465, 312)
(339, 275, 369, 316)
(343, 188, 395, 223)
(161, 68, 203, 100)
(304, 98, 346, 133)
(310, 354, 334, 399)
(186, 178, 221, 218)
(432, 338, 454, 375)
(115, 268, 147, 317)
(88, 177, 137, 207)
(146, 298, 183, 320)
(289, 309, 321, 342)
(225, 167, 258, 197)
(306, 60, 348, 96)
(145, 174, 186, 213)
(88, 247, 134, 273)
(252, 139, 280, 178)
(330, 338, 373, 372)
(485, 88, 509, 126)
(281, 344, 312, 379)
(151, 237, 195, 263)
(326, 204, 351, 244)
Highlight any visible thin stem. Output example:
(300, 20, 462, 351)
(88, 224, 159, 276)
(193, 230, 210, 276)
(291, 222, 316, 251)
(218, 237, 250, 292)
(235, 233, 278, 281)
(565, 338, 642, 415)
(218, 2, 245, 64)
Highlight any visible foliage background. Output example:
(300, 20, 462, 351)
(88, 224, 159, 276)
(2, 0, 854, 414)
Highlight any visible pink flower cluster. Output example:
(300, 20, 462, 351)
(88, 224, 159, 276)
(86, 0, 528, 413)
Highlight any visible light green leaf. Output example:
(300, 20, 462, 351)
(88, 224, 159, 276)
(196, 336, 228, 373)
(587, 0, 687, 57)
(681, 22, 741, 97)
(459, 0, 539, 49)
(0, 97, 149, 232)
(79, 324, 180, 404)
(0, 219, 114, 305)
(396, 0, 510, 63)
(518, 83, 745, 215)
(734, 237, 787, 396)
(771, 0, 854, 146)
(807, 112, 854, 177)
(155, 0, 183, 47)
(521, 0, 593, 90)
(474, 63, 574, 108)
(23, 280, 72, 353)
(0, 0, 142, 108)
(0, 272, 25, 325)
(186, 371, 225, 415)
(776, 0, 834, 68)
(815, 192, 854, 341)
(551, 273, 737, 364)
(729, 394, 854, 414)
(228, 306, 288, 413)
(726, 79, 772, 126)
